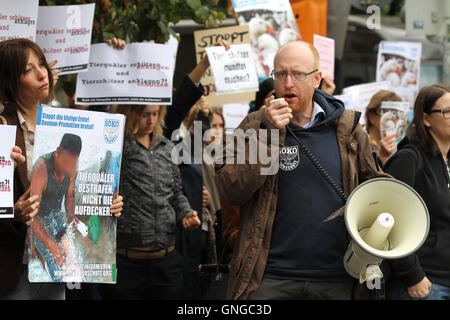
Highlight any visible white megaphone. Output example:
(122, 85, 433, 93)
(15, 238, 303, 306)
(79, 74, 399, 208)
(343, 178, 429, 283)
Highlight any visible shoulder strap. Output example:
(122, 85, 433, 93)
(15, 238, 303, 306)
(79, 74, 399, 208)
(402, 144, 424, 175)
(352, 111, 362, 133)
(336, 109, 361, 135)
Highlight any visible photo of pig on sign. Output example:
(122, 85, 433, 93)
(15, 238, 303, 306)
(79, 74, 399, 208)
(380, 101, 410, 141)
(205, 43, 259, 95)
(0, 125, 16, 219)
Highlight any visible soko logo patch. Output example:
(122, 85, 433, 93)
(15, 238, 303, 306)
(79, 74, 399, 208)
(104, 119, 120, 144)
(279, 145, 299, 171)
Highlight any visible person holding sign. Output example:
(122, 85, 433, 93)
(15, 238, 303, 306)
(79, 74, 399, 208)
(365, 90, 403, 166)
(384, 84, 450, 300)
(164, 39, 231, 299)
(215, 41, 390, 300)
(0, 38, 123, 299)
(99, 105, 200, 300)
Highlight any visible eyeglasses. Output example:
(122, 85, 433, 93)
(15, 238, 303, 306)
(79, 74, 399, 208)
(271, 69, 318, 82)
(427, 108, 450, 119)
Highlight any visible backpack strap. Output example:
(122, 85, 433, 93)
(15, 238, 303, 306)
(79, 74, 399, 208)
(352, 111, 362, 133)
(401, 144, 424, 178)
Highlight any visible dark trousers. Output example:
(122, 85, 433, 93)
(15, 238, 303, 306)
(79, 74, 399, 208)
(99, 250, 183, 300)
(251, 277, 354, 300)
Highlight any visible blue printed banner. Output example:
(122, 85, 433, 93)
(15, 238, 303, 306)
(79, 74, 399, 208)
(29, 106, 124, 283)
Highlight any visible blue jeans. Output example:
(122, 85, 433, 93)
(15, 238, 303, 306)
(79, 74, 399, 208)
(402, 283, 450, 300)
(389, 282, 450, 300)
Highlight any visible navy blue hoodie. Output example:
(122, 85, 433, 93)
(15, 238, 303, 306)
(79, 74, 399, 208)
(264, 89, 351, 282)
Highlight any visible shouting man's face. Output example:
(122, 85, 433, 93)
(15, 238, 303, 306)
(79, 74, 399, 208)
(273, 41, 322, 114)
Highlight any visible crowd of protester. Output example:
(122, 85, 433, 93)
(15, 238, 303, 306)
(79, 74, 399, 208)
(0, 30, 449, 301)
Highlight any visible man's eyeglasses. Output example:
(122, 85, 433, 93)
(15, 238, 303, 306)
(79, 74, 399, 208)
(271, 69, 318, 82)
(427, 108, 450, 120)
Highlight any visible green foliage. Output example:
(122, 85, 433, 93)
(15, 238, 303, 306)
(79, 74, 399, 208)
(41, 0, 227, 43)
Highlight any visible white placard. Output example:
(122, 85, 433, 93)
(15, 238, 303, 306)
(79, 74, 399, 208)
(75, 42, 178, 105)
(35, 4, 95, 75)
(333, 94, 353, 110)
(0, 125, 16, 219)
(222, 102, 250, 129)
(342, 81, 390, 125)
(313, 34, 335, 79)
(376, 41, 422, 107)
(206, 44, 259, 95)
(0, 0, 38, 42)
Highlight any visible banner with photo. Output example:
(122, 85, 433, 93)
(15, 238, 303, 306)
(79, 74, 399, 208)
(232, 0, 301, 77)
(376, 41, 422, 107)
(380, 101, 410, 141)
(28, 106, 125, 283)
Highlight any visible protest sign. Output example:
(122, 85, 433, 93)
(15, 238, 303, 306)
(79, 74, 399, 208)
(75, 42, 177, 105)
(28, 106, 124, 283)
(342, 81, 390, 126)
(206, 44, 259, 95)
(380, 101, 410, 141)
(35, 4, 95, 75)
(0, 0, 38, 42)
(333, 94, 353, 110)
(222, 102, 250, 130)
(232, 0, 301, 77)
(313, 34, 335, 79)
(376, 41, 422, 107)
(0, 125, 16, 219)
(194, 25, 255, 107)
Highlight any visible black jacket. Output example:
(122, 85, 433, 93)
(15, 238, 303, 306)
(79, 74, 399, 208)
(117, 135, 192, 249)
(384, 138, 450, 287)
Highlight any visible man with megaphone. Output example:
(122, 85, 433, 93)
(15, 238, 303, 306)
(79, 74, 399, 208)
(215, 41, 393, 300)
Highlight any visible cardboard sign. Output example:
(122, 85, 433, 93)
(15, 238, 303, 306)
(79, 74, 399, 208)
(194, 25, 256, 107)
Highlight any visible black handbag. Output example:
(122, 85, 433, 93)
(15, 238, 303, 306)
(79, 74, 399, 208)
(197, 234, 231, 300)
